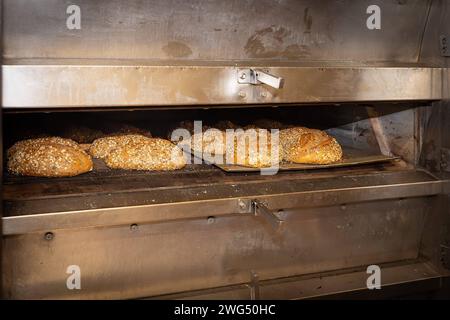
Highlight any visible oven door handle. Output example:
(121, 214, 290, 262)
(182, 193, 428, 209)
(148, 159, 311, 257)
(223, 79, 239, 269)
(251, 199, 285, 231)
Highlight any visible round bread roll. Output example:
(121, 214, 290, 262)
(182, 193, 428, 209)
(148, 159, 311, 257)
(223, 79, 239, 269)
(253, 119, 286, 130)
(7, 137, 93, 177)
(280, 127, 343, 164)
(112, 124, 152, 138)
(7, 136, 81, 158)
(89, 134, 150, 159)
(168, 121, 226, 159)
(62, 125, 105, 144)
(214, 120, 240, 131)
(168, 120, 209, 139)
(172, 125, 282, 168)
(230, 129, 282, 168)
(104, 138, 186, 171)
(182, 128, 227, 157)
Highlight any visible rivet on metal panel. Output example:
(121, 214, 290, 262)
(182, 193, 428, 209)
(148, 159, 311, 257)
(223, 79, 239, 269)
(130, 224, 139, 232)
(44, 232, 54, 241)
(238, 91, 246, 98)
(207, 216, 216, 224)
(440, 35, 450, 57)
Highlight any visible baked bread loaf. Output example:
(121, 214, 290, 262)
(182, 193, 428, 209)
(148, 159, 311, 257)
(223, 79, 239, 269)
(104, 138, 186, 171)
(168, 120, 209, 138)
(7, 137, 93, 177)
(168, 121, 226, 158)
(62, 125, 105, 144)
(280, 127, 343, 164)
(89, 134, 150, 159)
(111, 124, 152, 138)
(170, 122, 282, 168)
(187, 128, 227, 157)
(230, 129, 282, 168)
(253, 119, 286, 130)
(214, 120, 240, 131)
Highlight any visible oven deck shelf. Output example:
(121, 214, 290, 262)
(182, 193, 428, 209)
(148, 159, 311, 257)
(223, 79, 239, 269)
(2, 161, 446, 236)
(214, 147, 399, 172)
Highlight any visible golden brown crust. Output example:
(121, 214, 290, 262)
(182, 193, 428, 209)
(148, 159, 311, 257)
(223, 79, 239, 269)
(168, 121, 226, 157)
(187, 128, 227, 157)
(89, 134, 150, 159)
(7, 137, 82, 158)
(171, 124, 282, 168)
(104, 138, 186, 171)
(230, 129, 282, 168)
(280, 127, 343, 164)
(7, 137, 93, 177)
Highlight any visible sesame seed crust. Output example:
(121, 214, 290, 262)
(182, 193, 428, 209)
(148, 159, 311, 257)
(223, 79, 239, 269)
(232, 129, 282, 168)
(89, 134, 150, 159)
(280, 127, 343, 164)
(7, 137, 93, 177)
(104, 138, 186, 171)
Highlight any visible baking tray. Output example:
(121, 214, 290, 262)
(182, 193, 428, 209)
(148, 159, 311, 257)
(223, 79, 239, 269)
(213, 147, 400, 172)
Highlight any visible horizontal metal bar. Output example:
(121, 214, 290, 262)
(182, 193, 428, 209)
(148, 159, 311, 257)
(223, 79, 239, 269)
(148, 261, 448, 300)
(259, 261, 447, 300)
(2, 179, 447, 236)
(1, 66, 444, 108)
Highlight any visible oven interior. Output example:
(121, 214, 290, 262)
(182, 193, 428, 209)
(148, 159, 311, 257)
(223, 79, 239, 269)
(3, 102, 449, 299)
(3, 102, 428, 215)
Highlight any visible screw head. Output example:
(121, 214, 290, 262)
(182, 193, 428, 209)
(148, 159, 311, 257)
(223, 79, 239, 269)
(44, 232, 54, 241)
(238, 91, 246, 98)
(240, 73, 246, 80)
(130, 224, 139, 231)
(207, 216, 215, 224)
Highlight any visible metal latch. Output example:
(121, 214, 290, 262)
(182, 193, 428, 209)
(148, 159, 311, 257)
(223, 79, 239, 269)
(238, 69, 284, 89)
(251, 200, 284, 230)
(440, 35, 450, 57)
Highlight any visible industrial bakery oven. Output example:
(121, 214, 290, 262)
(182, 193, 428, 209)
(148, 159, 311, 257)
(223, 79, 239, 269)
(1, 0, 450, 299)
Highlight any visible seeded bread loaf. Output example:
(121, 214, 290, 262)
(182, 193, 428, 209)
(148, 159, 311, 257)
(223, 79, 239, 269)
(279, 127, 343, 164)
(231, 128, 282, 168)
(89, 134, 150, 159)
(7, 137, 93, 177)
(104, 138, 186, 171)
(62, 126, 105, 144)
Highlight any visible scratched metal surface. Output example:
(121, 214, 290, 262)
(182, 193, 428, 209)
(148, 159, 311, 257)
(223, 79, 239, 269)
(3, 0, 431, 63)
